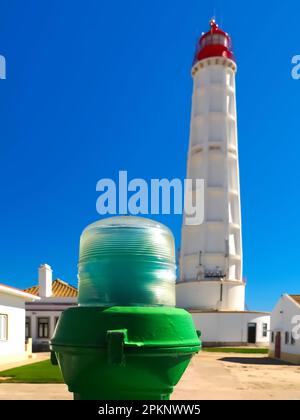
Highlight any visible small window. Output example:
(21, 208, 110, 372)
(262, 323, 268, 338)
(203, 35, 212, 46)
(37, 317, 49, 339)
(0, 314, 8, 341)
(201, 34, 228, 49)
(25, 317, 31, 339)
(291, 333, 296, 345)
(212, 34, 220, 44)
(271, 331, 274, 343)
(207, 35, 213, 45)
(285, 331, 289, 345)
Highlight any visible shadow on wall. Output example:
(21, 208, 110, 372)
(218, 357, 293, 366)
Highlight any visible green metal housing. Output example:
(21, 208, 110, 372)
(51, 306, 201, 400)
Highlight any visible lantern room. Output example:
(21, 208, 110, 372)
(193, 19, 235, 65)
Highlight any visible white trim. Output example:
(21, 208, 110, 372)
(0, 284, 40, 301)
(192, 57, 237, 77)
(286, 294, 300, 309)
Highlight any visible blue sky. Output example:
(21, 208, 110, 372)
(0, 0, 299, 311)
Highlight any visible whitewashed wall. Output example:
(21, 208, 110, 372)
(191, 311, 270, 345)
(0, 294, 26, 358)
(177, 281, 245, 311)
(270, 295, 300, 357)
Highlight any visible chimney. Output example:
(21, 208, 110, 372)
(38, 264, 53, 298)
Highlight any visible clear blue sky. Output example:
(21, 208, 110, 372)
(0, 0, 299, 311)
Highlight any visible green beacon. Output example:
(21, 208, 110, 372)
(50, 216, 201, 400)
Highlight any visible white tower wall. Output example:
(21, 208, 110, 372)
(177, 57, 245, 311)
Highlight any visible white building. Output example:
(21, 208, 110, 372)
(24, 264, 77, 351)
(0, 283, 39, 364)
(176, 20, 270, 346)
(269, 294, 300, 364)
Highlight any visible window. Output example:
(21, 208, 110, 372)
(285, 331, 289, 345)
(25, 317, 31, 339)
(271, 331, 274, 343)
(201, 34, 228, 48)
(0, 314, 8, 341)
(201, 36, 209, 47)
(291, 333, 296, 345)
(262, 323, 268, 338)
(214, 34, 226, 45)
(212, 34, 219, 44)
(37, 317, 49, 339)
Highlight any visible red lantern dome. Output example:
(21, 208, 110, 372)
(193, 19, 235, 66)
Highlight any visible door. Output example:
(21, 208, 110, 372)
(275, 332, 281, 359)
(247, 323, 257, 344)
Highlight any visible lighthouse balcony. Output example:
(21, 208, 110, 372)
(204, 269, 225, 279)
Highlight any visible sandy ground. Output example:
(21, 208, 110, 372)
(0, 352, 299, 400)
(172, 352, 300, 400)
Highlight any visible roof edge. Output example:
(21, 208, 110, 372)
(0, 284, 40, 301)
(286, 294, 300, 308)
(23, 278, 78, 298)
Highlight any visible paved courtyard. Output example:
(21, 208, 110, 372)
(0, 352, 299, 400)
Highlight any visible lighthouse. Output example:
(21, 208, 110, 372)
(177, 20, 270, 346)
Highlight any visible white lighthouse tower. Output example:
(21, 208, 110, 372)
(177, 20, 270, 346)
